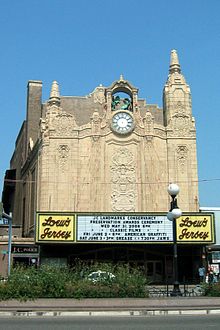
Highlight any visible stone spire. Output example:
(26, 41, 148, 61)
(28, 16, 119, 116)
(169, 49, 181, 74)
(163, 50, 192, 126)
(163, 50, 198, 212)
(49, 80, 60, 106)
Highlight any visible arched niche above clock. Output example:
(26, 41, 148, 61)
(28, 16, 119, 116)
(105, 76, 139, 114)
(111, 91, 132, 112)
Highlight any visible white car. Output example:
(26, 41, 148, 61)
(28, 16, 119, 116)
(87, 270, 115, 282)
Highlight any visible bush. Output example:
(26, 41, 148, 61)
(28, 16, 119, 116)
(0, 282, 10, 300)
(0, 262, 149, 300)
(113, 263, 147, 298)
(203, 282, 220, 297)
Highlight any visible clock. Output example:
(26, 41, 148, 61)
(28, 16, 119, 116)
(111, 111, 134, 134)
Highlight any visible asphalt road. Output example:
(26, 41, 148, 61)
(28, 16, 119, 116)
(0, 315, 220, 330)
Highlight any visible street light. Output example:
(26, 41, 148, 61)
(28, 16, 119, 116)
(167, 183, 182, 296)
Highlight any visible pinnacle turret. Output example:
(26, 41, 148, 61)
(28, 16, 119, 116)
(169, 49, 181, 74)
(163, 50, 193, 127)
(49, 80, 60, 106)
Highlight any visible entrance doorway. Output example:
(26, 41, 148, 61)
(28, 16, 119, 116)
(146, 261, 163, 283)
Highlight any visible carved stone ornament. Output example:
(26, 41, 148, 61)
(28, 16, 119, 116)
(144, 111, 154, 135)
(111, 191, 136, 212)
(91, 110, 101, 138)
(176, 145, 188, 174)
(40, 117, 50, 146)
(58, 144, 70, 172)
(92, 85, 106, 104)
(111, 148, 136, 211)
(176, 101, 184, 112)
(52, 112, 76, 136)
(171, 113, 190, 137)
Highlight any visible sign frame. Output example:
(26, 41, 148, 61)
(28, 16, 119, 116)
(76, 213, 173, 244)
(36, 212, 215, 245)
(36, 212, 76, 244)
(176, 213, 215, 244)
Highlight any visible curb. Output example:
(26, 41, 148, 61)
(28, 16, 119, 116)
(1, 309, 220, 317)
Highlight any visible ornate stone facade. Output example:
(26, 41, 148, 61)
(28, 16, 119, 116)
(5, 50, 199, 234)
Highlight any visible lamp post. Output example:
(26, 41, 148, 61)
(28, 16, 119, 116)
(167, 183, 182, 296)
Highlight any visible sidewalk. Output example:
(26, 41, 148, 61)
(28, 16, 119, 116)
(1, 297, 220, 317)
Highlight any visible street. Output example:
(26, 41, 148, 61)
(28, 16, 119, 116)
(0, 315, 220, 330)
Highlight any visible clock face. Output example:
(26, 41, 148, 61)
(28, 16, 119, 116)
(111, 112, 134, 134)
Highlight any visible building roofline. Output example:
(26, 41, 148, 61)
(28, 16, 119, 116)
(200, 207, 220, 211)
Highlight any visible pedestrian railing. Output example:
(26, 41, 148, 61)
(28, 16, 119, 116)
(147, 284, 204, 297)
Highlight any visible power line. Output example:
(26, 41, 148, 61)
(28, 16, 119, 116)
(3, 178, 220, 185)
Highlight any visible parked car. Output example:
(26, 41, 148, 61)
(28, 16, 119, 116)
(87, 270, 115, 283)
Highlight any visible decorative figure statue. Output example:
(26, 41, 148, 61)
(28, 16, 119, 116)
(121, 98, 131, 110)
(111, 95, 120, 110)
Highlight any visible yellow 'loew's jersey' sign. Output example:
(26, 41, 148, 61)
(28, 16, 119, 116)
(176, 214, 214, 243)
(37, 214, 75, 242)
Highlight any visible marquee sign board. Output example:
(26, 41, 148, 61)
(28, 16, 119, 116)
(36, 212, 215, 244)
(76, 214, 173, 243)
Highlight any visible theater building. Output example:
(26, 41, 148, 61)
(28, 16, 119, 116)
(1, 50, 214, 282)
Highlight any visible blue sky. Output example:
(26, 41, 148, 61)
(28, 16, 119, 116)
(0, 0, 220, 207)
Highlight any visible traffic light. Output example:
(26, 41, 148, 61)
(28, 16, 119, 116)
(0, 202, 4, 219)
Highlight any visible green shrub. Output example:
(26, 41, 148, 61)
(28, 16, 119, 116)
(0, 262, 149, 300)
(0, 282, 10, 300)
(203, 282, 220, 297)
(113, 263, 147, 298)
